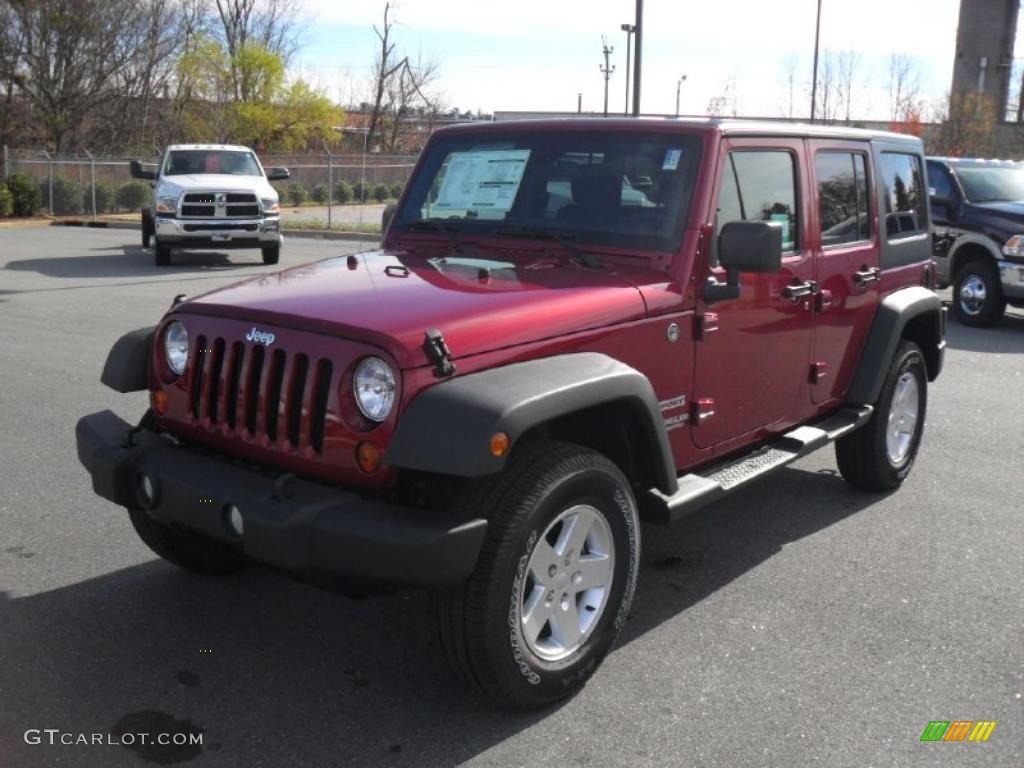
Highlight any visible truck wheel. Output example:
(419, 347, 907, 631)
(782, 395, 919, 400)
(262, 245, 280, 265)
(154, 240, 172, 267)
(141, 209, 154, 248)
(836, 340, 927, 491)
(953, 259, 1005, 327)
(128, 507, 245, 575)
(432, 441, 641, 709)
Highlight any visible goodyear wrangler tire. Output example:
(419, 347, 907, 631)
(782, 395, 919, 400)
(128, 507, 246, 575)
(431, 441, 641, 710)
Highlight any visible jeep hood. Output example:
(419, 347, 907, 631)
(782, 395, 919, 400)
(179, 249, 650, 368)
(156, 174, 277, 198)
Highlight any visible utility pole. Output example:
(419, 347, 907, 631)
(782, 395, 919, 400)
(621, 23, 636, 116)
(810, 0, 823, 122)
(675, 74, 688, 116)
(577, 92, 583, 113)
(632, 0, 643, 115)
(600, 36, 615, 117)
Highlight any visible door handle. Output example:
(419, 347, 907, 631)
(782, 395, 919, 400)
(782, 280, 818, 301)
(853, 266, 881, 285)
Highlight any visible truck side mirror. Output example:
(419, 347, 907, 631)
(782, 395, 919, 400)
(129, 159, 156, 181)
(705, 221, 783, 304)
(381, 203, 397, 233)
(928, 188, 953, 208)
(266, 167, 291, 181)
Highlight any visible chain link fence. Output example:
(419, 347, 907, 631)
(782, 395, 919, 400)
(2, 146, 418, 222)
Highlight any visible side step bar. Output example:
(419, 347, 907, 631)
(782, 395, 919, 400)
(643, 405, 873, 524)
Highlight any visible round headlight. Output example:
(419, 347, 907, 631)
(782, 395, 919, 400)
(353, 357, 396, 422)
(164, 321, 189, 376)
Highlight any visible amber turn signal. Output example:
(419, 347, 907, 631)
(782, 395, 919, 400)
(151, 390, 168, 415)
(490, 432, 510, 457)
(356, 441, 383, 473)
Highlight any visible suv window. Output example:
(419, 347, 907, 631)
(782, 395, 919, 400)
(816, 151, 871, 246)
(716, 151, 799, 251)
(880, 152, 926, 239)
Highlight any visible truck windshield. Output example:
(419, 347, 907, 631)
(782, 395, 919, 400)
(955, 164, 1024, 203)
(396, 130, 702, 252)
(163, 150, 263, 177)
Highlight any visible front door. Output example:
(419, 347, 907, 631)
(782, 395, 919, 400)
(693, 139, 816, 450)
(808, 141, 881, 404)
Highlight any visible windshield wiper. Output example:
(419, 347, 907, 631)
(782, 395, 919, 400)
(493, 227, 602, 269)
(405, 219, 465, 253)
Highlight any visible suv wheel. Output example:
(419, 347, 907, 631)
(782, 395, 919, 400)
(953, 259, 1005, 327)
(128, 507, 246, 574)
(836, 340, 927, 491)
(154, 240, 172, 267)
(141, 209, 154, 248)
(262, 245, 280, 265)
(432, 441, 640, 710)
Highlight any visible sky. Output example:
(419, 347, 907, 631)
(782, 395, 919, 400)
(291, 0, 1018, 121)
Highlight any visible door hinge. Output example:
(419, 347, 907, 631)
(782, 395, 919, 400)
(810, 361, 828, 383)
(691, 397, 716, 425)
(696, 312, 719, 340)
(423, 328, 456, 378)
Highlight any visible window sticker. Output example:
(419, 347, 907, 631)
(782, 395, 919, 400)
(662, 148, 683, 171)
(433, 149, 531, 217)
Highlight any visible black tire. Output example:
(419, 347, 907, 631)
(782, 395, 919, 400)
(953, 259, 1005, 327)
(154, 240, 171, 267)
(128, 507, 246, 575)
(141, 209, 154, 248)
(432, 441, 641, 710)
(836, 340, 927, 491)
(262, 245, 280, 265)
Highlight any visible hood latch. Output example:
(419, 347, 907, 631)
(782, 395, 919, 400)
(423, 328, 456, 378)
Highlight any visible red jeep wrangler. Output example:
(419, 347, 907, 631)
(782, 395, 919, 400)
(77, 119, 945, 709)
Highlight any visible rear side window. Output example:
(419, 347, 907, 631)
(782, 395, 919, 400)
(816, 152, 871, 246)
(880, 152, 926, 239)
(716, 151, 799, 251)
(927, 161, 954, 200)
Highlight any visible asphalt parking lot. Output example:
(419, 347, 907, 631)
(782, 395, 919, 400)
(0, 225, 1021, 767)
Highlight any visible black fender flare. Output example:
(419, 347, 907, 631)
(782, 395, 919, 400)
(846, 287, 945, 405)
(101, 326, 155, 393)
(386, 352, 678, 495)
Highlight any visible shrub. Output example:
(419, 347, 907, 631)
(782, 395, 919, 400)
(6, 173, 43, 216)
(333, 179, 352, 204)
(82, 181, 116, 214)
(311, 183, 329, 204)
(352, 180, 367, 203)
(116, 181, 150, 212)
(372, 183, 390, 202)
(0, 185, 12, 217)
(287, 182, 308, 206)
(389, 181, 405, 200)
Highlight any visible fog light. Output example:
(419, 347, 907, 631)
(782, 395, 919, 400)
(223, 504, 243, 537)
(134, 471, 158, 509)
(355, 441, 382, 473)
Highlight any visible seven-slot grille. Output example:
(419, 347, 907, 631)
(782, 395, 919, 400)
(188, 335, 333, 453)
(180, 192, 261, 219)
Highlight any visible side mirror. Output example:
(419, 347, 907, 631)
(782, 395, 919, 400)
(381, 203, 397, 233)
(266, 167, 290, 181)
(705, 221, 783, 304)
(129, 159, 156, 181)
(929, 190, 953, 208)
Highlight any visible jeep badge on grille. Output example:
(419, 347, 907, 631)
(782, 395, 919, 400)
(246, 327, 276, 345)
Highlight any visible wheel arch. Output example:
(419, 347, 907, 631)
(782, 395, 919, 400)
(386, 353, 678, 495)
(949, 235, 1001, 279)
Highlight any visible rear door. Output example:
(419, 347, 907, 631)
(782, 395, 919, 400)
(692, 138, 816, 450)
(808, 141, 880, 404)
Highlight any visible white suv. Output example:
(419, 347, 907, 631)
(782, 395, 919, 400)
(130, 144, 289, 267)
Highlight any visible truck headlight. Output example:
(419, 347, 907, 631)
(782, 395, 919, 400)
(261, 198, 280, 214)
(155, 195, 179, 214)
(353, 357, 396, 422)
(163, 321, 189, 376)
(1003, 234, 1024, 260)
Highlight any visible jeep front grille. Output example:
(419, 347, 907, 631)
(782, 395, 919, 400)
(180, 192, 261, 219)
(188, 335, 333, 453)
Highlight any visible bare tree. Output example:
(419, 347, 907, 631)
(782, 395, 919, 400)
(384, 52, 440, 150)
(888, 53, 921, 122)
(779, 53, 800, 118)
(835, 49, 861, 123)
(213, 0, 299, 59)
(366, 2, 406, 150)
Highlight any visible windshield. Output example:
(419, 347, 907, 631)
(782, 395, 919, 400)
(954, 164, 1024, 203)
(396, 130, 703, 251)
(163, 150, 263, 177)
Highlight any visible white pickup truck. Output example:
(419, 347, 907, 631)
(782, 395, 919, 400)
(130, 144, 290, 267)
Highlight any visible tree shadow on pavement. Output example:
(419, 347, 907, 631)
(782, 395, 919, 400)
(5, 245, 262, 280)
(0, 466, 880, 768)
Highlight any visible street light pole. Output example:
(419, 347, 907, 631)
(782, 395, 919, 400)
(632, 0, 643, 115)
(810, 0, 823, 122)
(675, 74, 688, 117)
(600, 36, 615, 117)
(621, 23, 635, 116)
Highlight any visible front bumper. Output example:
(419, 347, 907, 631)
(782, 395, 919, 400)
(998, 259, 1024, 299)
(76, 410, 486, 590)
(155, 216, 282, 248)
